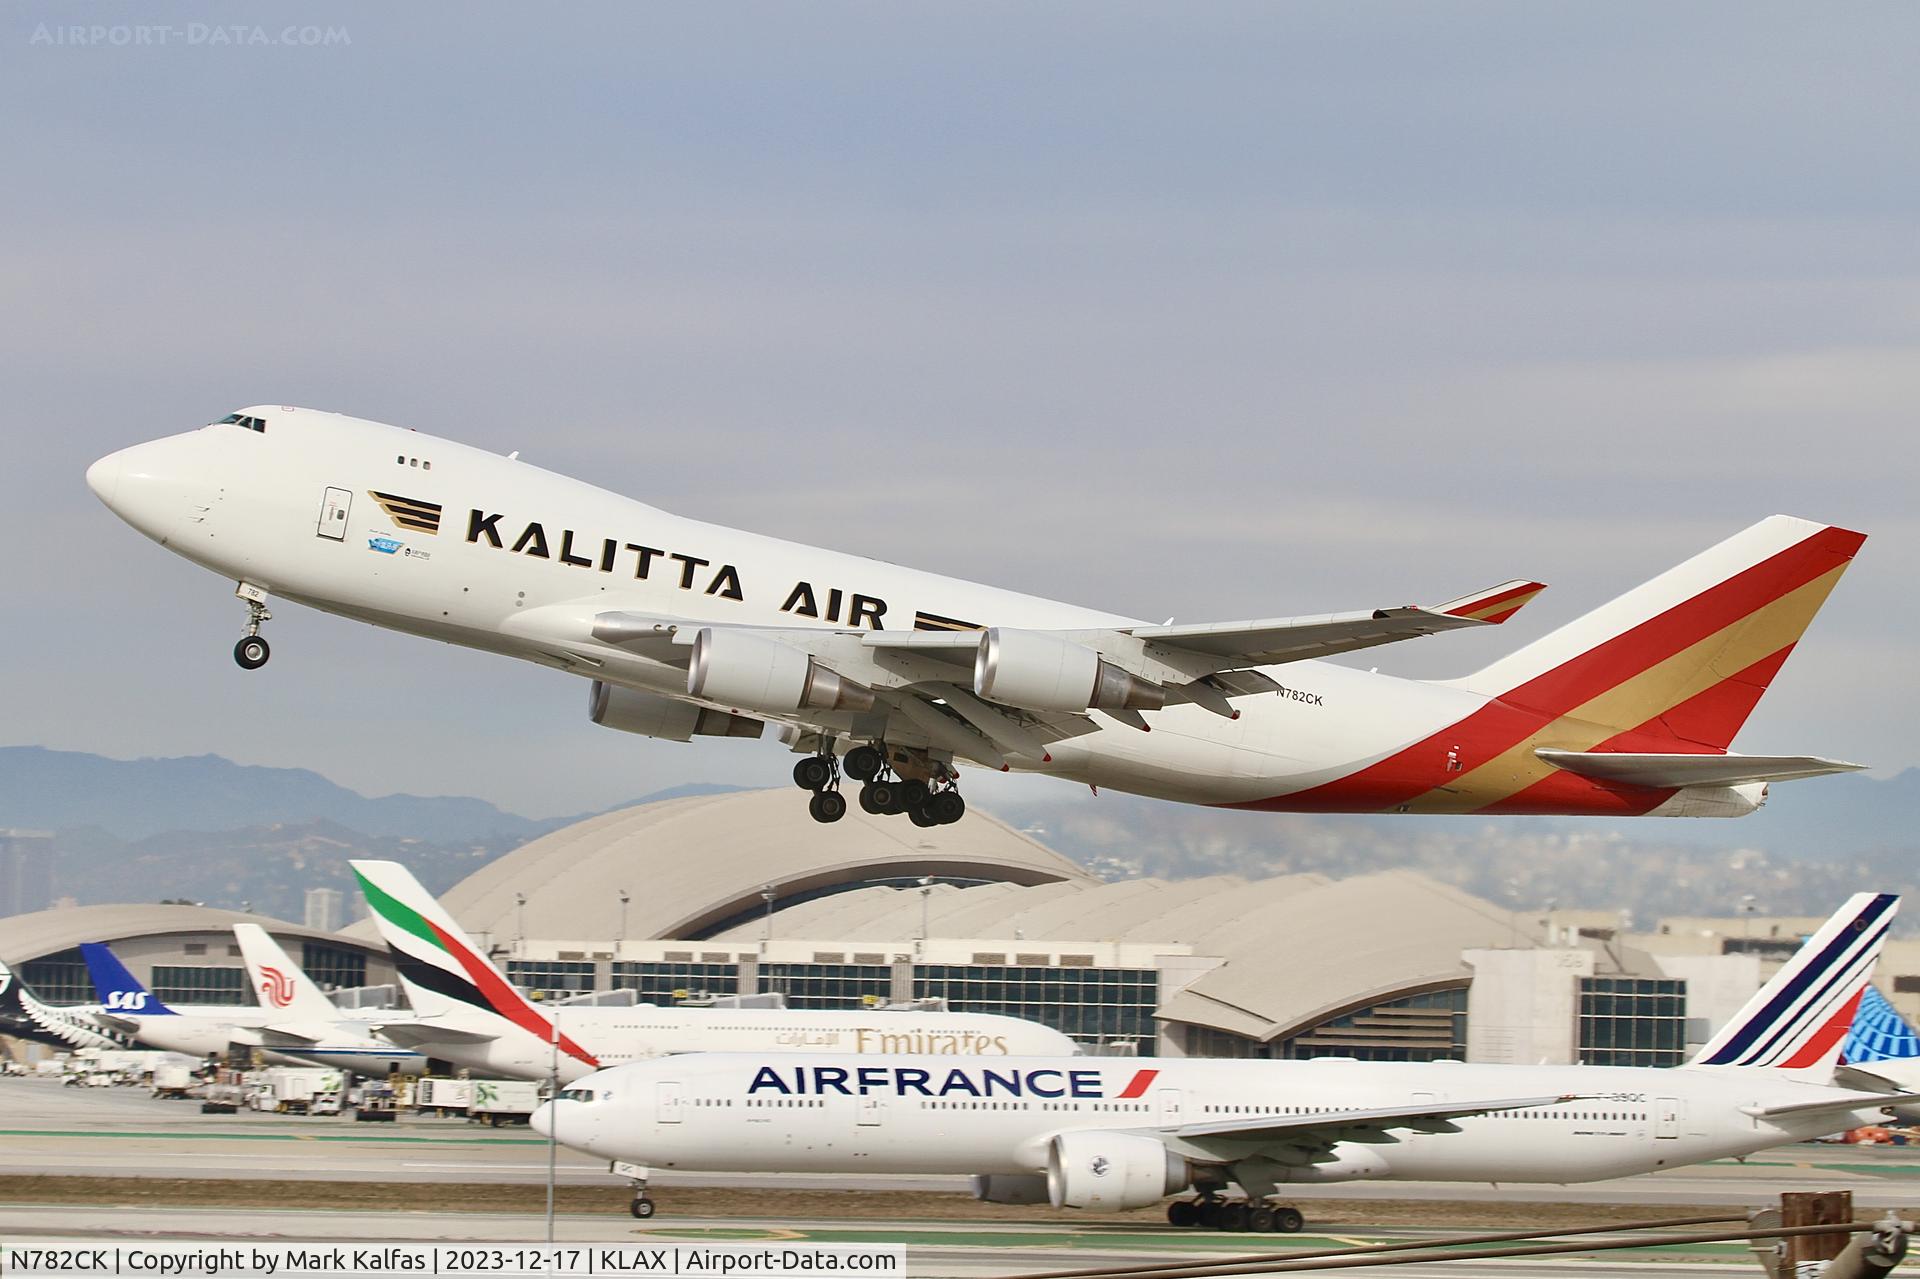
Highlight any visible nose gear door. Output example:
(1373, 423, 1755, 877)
(317, 487, 351, 540)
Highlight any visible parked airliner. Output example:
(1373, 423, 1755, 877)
(535, 893, 1910, 1231)
(88, 407, 1865, 826)
(352, 859, 1078, 1084)
(75, 942, 309, 1064)
(227, 924, 430, 1077)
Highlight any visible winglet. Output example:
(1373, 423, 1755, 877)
(1434, 580, 1548, 625)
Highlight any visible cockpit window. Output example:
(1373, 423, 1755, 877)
(214, 412, 267, 433)
(558, 1088, 596, 1103)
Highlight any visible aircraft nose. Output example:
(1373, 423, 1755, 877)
(85, 450, 126, 507)
(530, 1101, 554, 1137)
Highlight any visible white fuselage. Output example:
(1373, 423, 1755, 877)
(536, 1053, 1889, 1187)
(84, 409, 1549, 813)
(410, 1006, 1080, 1085)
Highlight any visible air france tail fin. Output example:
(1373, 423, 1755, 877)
(231, 925, 342, 1021)
(1452, 515, 1865, 753)
(349, 860, 598, 1070)
(78, 942, 175, 1015)
(1689, 892, 1898, 1080)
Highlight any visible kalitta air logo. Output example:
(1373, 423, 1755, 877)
(259, 965, 295, 1008)
(464, 508, 898, 628)
(747, 1065, 1162, 1099)
(369, 491, 442, 534)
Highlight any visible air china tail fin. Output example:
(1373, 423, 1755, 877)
(1453, 515, 1865, 754)
(231, 924, 342, 1021)
(78, 942, 175, 1016)
(1689, 892, 1898, 1080)
(349, 860, 598, 1070)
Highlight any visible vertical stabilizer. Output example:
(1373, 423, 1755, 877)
(349, 859, 598, 1069)
(1690, 892, 1898, 1080)
(232, 924, 342, 1021)
(78, 942, 175, 1016)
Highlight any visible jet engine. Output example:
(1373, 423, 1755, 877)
(971, 1174, 1050, 1205)
(974, 629, 1166, 713)
(588, 681, 763, 741)
(1047, 1131, 1190, 1210)
(687, 628, 876, 714)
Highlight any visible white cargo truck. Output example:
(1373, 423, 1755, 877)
(469, 1079, 542, 1126)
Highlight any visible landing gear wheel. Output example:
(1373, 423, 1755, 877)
(865, 780, 897, 813)
(629, 1196, 656, 1219)
(1167, 1200, 1197, 1228)
(908, 804, 938, 828)
(233, 636, 271, 670)
(844, 745, 883, 782)
(1196, 1200, 1223, 1229)
(808, 791, 847, 823)
(1219, 1201, 1251, 1232)
(793, 756, 833, 792)
(930, 791, 965, 824)
(1248, 1206, 1276, 1233)
(1273, 1206, 1304, 1233)
(898, 779, 929, 809)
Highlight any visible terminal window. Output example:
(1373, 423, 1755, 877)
(300, 942, 367, 991)
(1578, 975, 1687, 1067)
(507, 959, 597, 999)
(151, 964, 247, 1005)
(763, 963, 891, 1009)
(914, 965, 1159, 1045)
(19, 948, 93, 1004)
(611, 961, 740, 1002)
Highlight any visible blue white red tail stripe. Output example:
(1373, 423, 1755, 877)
(1691, 892, 1897, 1073)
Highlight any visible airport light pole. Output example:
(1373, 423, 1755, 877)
(617, 889, 630, 961)
(761, 884, 776, 943)
(546, 1009, 559, 1242)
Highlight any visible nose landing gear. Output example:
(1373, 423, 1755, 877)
(233, 585, 273, 670)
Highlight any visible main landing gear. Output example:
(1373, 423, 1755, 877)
(792, 743, 967, 826)
(233, 586, 273, 670)
(1166, 1195, 1304, 1233)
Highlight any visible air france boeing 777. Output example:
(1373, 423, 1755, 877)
(87, 407, 1866, 827)
(539, 893, 1911, 1232)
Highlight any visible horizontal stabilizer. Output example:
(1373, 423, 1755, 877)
(1741, 1091, 1920, 1122)
(1536, 749, 1867, 789)
(375, 1021, 499, 1047)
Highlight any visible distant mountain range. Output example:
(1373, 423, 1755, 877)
(2, 745, 1912, 927)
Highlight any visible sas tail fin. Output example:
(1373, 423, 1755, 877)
(1690, 892, 1898, 1081)
(78, 942, 175, 1016)
(231, 924, 342, 1021)
(1453, 514, 1865, 752)
(349, 859, 598, 1070)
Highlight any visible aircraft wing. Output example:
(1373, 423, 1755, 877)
(1536, 750, 1867, 789)
(1137, 1093, 1580, 1163)
(572, 578, 1544, 763)
(1120, 580, 1547, 671)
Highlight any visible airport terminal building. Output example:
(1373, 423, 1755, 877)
(2, 790, 1904, 1067)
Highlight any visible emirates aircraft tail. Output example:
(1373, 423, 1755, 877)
(1687, 892, 1897, 1082)
(350, 859, 600, 1070)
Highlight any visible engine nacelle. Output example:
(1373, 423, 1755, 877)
(974, 629, 1166, 713)
(687, 628, 875, 714)
(971, 1174, 1050, 1205)
(1047, 1131, 1189, 1211)
(588, 681, 763, 741)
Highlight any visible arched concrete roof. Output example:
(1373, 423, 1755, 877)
(417, 789, 1096, 946)
(0, 902, 364, 965)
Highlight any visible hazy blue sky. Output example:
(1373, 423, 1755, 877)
(4, 3, 1915, 818)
